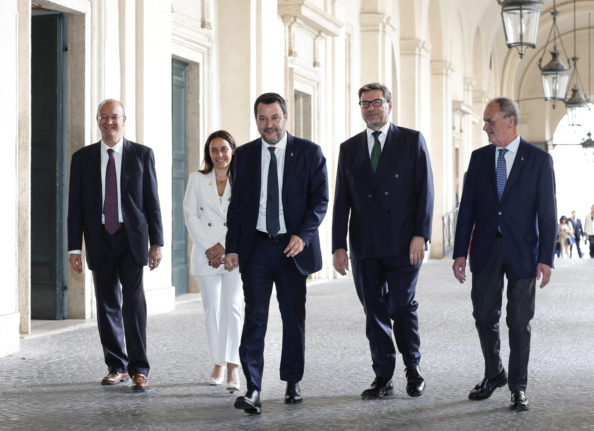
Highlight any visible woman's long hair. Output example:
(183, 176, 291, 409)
(199, 130, 237, 185)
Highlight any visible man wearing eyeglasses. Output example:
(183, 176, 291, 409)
(332, 83, 434, 400)
(67, 99, 163, 392)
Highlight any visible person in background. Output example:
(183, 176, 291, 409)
(557, 215, 574, 259)
(584, 205, 594, 258)
(183, 130, 242, 392)
(568, 210, 583, 258)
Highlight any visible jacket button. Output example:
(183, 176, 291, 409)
(368, 194, 372, 199)
(384, 191, 389, 195)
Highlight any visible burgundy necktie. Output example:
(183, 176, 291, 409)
(104, 148, 120, 234)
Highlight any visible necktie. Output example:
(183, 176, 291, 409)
(371, 131, 381, 173)
(496, 148, 508, 200)
(104, 148, 120, 234)
(266, 147, 280, 236)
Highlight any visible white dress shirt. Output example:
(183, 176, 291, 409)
(366, 122, 391, 156)
(494, 135, 521, 178)
(256, 134, 288, 234)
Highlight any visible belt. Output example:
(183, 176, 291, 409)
(256, 230, 290, 241)
(496, 231, 503, 238)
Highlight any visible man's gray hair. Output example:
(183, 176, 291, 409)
(489, 97, 519, 125)
(96, 99, 126, 117)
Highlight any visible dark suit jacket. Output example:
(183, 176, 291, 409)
(569, 218, 583, 240)
(225, 133, 328, 276)
(453, 138, 557, 278)
(68, 139, 164, 270)
(332, 123, 434, 260)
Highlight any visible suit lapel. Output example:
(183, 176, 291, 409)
(373, 123, 399, 185)
(486, 144, 498, 201)
(88, 142, 103, 206)
(121, 138, 135, 195)
(282, 133, 297, 202)
(502, 139, 527, 201)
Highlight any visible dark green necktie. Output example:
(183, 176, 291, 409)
(371, 131, 381, 173)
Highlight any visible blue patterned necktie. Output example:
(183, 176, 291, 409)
(104, 149, 120, 234)
(370, 131, 381, 173)
(496, 148, 508, 201)
(266, 147, 280, 236)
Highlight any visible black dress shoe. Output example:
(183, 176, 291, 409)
(234, 389, 262, 415)
(284, 382, 302, 404)
(510, 390, 529, 411)
(361, 377, 394, 400)
(405, 366, 425, 397)
(468, 369, 507, 400)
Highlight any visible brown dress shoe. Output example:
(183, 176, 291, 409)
(101, 372, 129, 386)
(131, 373, 148, 392)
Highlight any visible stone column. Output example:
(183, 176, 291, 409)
(399, 38, 431, 131)
(135, 0, 175, 314)
(430, 60, 454, 258)
(1, 0, 22, 356)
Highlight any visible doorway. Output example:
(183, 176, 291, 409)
(30, 13, 68, 319)
(171, 59, 190, 295)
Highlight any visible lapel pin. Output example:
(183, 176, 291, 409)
(290, 152, 294, 157)
(521, 156, 524, 161)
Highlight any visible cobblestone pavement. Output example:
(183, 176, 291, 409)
(1, 257, 594, 431)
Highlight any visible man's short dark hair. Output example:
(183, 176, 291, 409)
(489, 97, 519, 126)
(253, 93, 288, 117)
(358, 83, 392, 102)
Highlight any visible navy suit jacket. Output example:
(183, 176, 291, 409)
(453, 138, 557, 278)
(569, 218, 583, 240)
(225, 133, 328, 276)
(332, 123, 434, 260)
(67, 139, 164, 270)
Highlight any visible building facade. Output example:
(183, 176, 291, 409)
(1, 0, 591, 357)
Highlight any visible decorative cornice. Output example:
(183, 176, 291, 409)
(278, 0, 342, 36)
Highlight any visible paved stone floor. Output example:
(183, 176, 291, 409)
(1, 256, 594, 431)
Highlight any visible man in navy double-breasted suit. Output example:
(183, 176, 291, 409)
(225, 93, 328, 414)
(332, 83, 434, 400)
(452, 97, 557, 411)
(68, 99, 163, 392)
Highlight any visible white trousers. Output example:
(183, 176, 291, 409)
(195, 271, 243, 365)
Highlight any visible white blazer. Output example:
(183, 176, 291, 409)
(183, 170, 235, 276)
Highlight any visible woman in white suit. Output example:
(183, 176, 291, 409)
(183, 130, 242, 392)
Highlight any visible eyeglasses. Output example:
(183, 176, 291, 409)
(97, 115, 123, 121)
(359, 99, 387, 109)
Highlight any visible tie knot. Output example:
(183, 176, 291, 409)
(268, 147, 276, 156)
(372, 131, 381, 139)
(498, 148, 508, 158)
(108, 148, 114, 157)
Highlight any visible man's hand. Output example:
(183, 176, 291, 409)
(409, 236, 426, 265)
(224, 253, 239, 271)
(452, 257, 467, 284)
(148, 245, 162, 271)
(205, 243, 225, 262)
(69, 253, 83, 273)
(284, 235, 305, 258)
(536, 262, 552, 288)
(333, 248, 349, 276)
